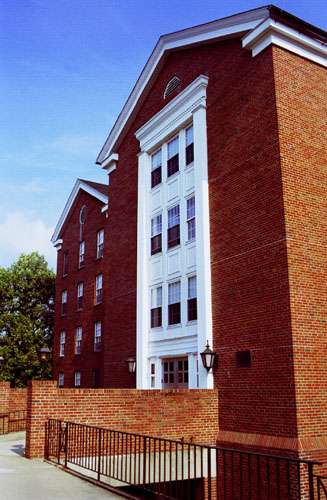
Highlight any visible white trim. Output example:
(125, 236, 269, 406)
(53, 238, 63, 250)
(101, 204, 109, 213)
(243, 17, 327, 67)
(136, 75, 212, 389)
(102, 153, 119, 171)
(96, 9, 269, 164)
(51, 180, 108, 244)
(136, 75, 208, 153)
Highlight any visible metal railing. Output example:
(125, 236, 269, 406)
(0, 411, 27, 435)
(47, 419, 327, 500)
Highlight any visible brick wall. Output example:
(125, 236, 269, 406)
(0, 382, 27, 413)
(273, 46, 327, 442)
(25, 381, 219, 458)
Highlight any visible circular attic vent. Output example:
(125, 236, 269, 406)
(164, 76, 181, 99)
(80, 205, 86, 224)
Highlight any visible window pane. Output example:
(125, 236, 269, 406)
(168, 137, 178, 159)
(167, 225, 180, 249)
(168, 205, 179, 228)
(151, 149, 162, 170)
(187, 197, 195, 219)
(168, 282, 181, 304)
(188, 276, 197, 299)
(186, 126, 193, 146)
(168, 302, 181, 325)
(151, 214, 162, 236)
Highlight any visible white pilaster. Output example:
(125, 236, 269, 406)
(193, 103, 214, 389)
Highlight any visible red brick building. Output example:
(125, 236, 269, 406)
(52, 6, 327, 462)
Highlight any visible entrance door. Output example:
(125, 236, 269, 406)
(162, 357, 188, 389)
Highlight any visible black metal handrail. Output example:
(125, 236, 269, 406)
(47, 419, 326, 500)
(0, 411, 27, 435)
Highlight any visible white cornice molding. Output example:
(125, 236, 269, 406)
(96, 9, 269, 165)
(51, 179, 108, 244)
(243, 17, 327, 67)
(53, 239, 63, 251)
(135, 75, 209, 152)
(101, 153, 119, 171)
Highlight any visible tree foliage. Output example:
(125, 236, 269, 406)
(0, 252, 55, 387)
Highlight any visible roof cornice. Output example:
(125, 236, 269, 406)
(242, 16, 327, 66)
(51, 179, 108, 245)
(96, 7, 269, 165)
(96, 6, 327, 166)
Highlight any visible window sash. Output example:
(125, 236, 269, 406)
(75, 327, 82, 354)
(168, 282, 181, 304)
(97, 230, 104, 258)
(168, 137, 178, 159)
(58, 372, 64, 388)
(168, 206, 179, 228)
(151, 214, 162, 236)
(188, 298, 197, 321)
(60, 332, 65, 356)
(94, 322, 101, 351)
(188, 276, 197, 299)
(75, 371, 81, 387)
(79, 241, 85, 267)
(151, 307, 162, 328)
(77, 283, 83, 309)
(95, 275, 102, 304)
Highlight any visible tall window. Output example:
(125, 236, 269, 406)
(60, 331, 65, 357)
(187, 196, 196, 240)
(63, 251, 68, 276)
(58, 372, 64, 388)
(151, 148, 162, 188)
(94, 321, 101, 352)
(151, 286, 162, 328)
(95, 274, 102, 305)
(167, 205, 180, 249)
(168, 281, 181, 325)
(97, 229, 104, 258)
(74, 371, 81, 388)
(75, 327, 82, 354)
(77, 282, 83, 310)
(151, 214, 162, 255)
(79, 241, 85, 268)
(185, 125, 194, 165)
(61, 290, 67, 316)
(188, 276, 197, 321)
(167, 137, 179, 177)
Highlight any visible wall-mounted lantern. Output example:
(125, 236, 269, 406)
(125, 357, 136, 374)
(37, 346, 51, 381)
(200, 341, 218, 372)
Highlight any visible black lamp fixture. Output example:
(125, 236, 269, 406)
(200, 341, 218, 372)
(37, 346, 51, 381)
(125, 357, 136, 374)
(0, 356, 4, 368)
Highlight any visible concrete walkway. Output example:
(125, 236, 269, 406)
(0, 432, 125, 500)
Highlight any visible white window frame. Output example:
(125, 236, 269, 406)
(151, 148, 162, 188)
(187, 196, 196, 241)
(74, 371, 81, 388)
(167, 204, 180, 249)
(61, 290, 67, 316)
(58, 372, 64, 388)
(75, 326, 82, 355)
(168, 281, 181, 326)
(95, 274, 102, 304)
(94, 321, 101, 352)
(97, 229, 104, 258)
(185, 125, 194, 166)
(151, 213, 162, 255)
(151, 286, 162, 328)
(79, 241, 85, 268)
(60, 331, 65, 357)
(77, 282, 83, 310)
(187, 275, 197, 322)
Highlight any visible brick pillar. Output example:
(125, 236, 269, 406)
(25, 380, 57, 459)
(0, 381, 10, 414)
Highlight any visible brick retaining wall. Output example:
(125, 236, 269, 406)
(25, 381, 219, 458)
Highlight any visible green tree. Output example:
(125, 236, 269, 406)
(0, 252, 55, 387)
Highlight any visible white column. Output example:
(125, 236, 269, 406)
(193, 103, 214, 389)
(136, 151, 151, 389)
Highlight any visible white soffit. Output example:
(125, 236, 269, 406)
(51, 179, 108, 245)
(243, 17, 327, 67)
(96, 7, 269, 164)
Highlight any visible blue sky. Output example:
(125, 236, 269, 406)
(1, 0, 326, 270)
